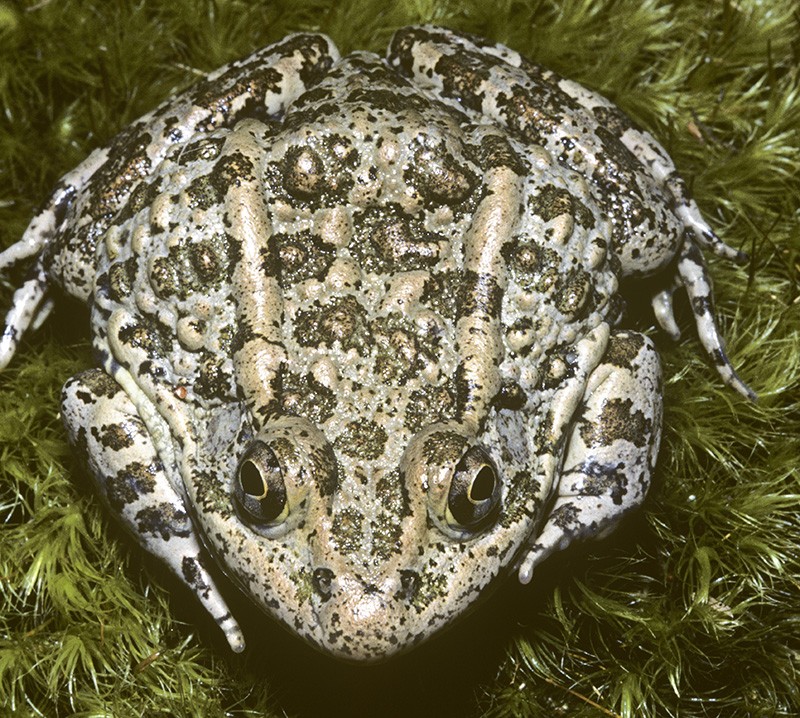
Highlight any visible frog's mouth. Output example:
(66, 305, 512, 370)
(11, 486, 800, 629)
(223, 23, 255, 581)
(259, 504, 531, 663)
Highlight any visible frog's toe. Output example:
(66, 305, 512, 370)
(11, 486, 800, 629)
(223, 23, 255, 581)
(518, 331, 662, 583)
(651, 279, 682, 341)
(677, 240, 756, 400)
(61, 368, 245, 650)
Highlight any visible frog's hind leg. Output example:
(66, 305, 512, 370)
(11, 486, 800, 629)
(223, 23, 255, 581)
(664, 176, 746, 263)
(544, 59, 754, 398)
(61, 368, 245, 652)
(576, 104, 754, 398)
(548, 81, 747, 266)
(517, 331, 662, 584)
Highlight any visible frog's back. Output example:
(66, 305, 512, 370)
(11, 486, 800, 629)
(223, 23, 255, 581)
(87, 52, 619, 436)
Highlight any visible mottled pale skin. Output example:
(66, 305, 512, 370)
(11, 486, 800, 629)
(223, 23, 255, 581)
(0, 26, 752, 662)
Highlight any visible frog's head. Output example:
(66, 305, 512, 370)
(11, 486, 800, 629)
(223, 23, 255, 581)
(191, 412, 539, 662)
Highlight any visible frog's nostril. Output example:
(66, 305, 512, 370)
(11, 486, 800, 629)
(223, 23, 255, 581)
(398, 569, 419, 600)
(312, 567, 335, 600)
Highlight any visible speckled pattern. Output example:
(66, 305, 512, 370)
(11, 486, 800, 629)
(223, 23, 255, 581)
(0, 26, 752, 662)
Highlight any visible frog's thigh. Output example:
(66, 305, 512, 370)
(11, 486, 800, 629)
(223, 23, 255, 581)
(61, 369, 245, 652)
(519, 331, 662, 583)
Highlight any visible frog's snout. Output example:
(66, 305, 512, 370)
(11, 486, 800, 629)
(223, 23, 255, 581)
(307, 568, 422, 661)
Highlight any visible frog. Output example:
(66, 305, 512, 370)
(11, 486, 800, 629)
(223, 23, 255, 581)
(0, 25, 753, 662)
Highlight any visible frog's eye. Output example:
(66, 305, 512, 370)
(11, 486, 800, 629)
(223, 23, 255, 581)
(233, 442, 289, 527)
(445, 446, 501, 531)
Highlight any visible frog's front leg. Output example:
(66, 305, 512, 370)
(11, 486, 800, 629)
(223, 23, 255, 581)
(518, 331, 662, 583)
(61, 369, 245, 652)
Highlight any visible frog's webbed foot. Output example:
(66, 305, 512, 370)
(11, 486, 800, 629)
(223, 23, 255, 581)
(650, 274, 682, 342)
(605, 116, 753, 398)
(518, 331, 662, 583)
(611, 129, 747, 266)
(653, 171, 754, 398)
(61, 368, 245, 652)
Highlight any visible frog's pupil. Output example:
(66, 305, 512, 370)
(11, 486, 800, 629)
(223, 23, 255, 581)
(240, 460, 266, 498)
(470, 466, 495, 502)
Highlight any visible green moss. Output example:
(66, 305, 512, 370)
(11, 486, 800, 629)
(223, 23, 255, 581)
(1, 1, 798, 716)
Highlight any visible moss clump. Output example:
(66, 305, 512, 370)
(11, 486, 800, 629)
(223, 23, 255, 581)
(1, 1, 798, 716)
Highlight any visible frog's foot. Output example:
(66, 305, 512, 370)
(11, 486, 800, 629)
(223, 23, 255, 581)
(61, 368, 245, 652)
(0, 264, 52, 371)
(615, 129, 753, 398)
(664, 174, 748, 264)
(0, 184, 75, 370)
(517, 331, 662, 583)
(650, 274, 682, 341)
(613, 134, 747, 266)
(670, 237, 756, 400)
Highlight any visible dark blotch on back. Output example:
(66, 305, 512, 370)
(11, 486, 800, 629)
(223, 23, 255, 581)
(336, 420, 388, 461)
(279, 134, 359, 204)
(281, 370, 338, 425)
(404, 139, 478, 206)
(529, 184, 595, 229)
(294, 295, 369, 351)
(351, 204, 443, 274)
(270, 230, 337, 286)
(477, 133, 528, 175)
